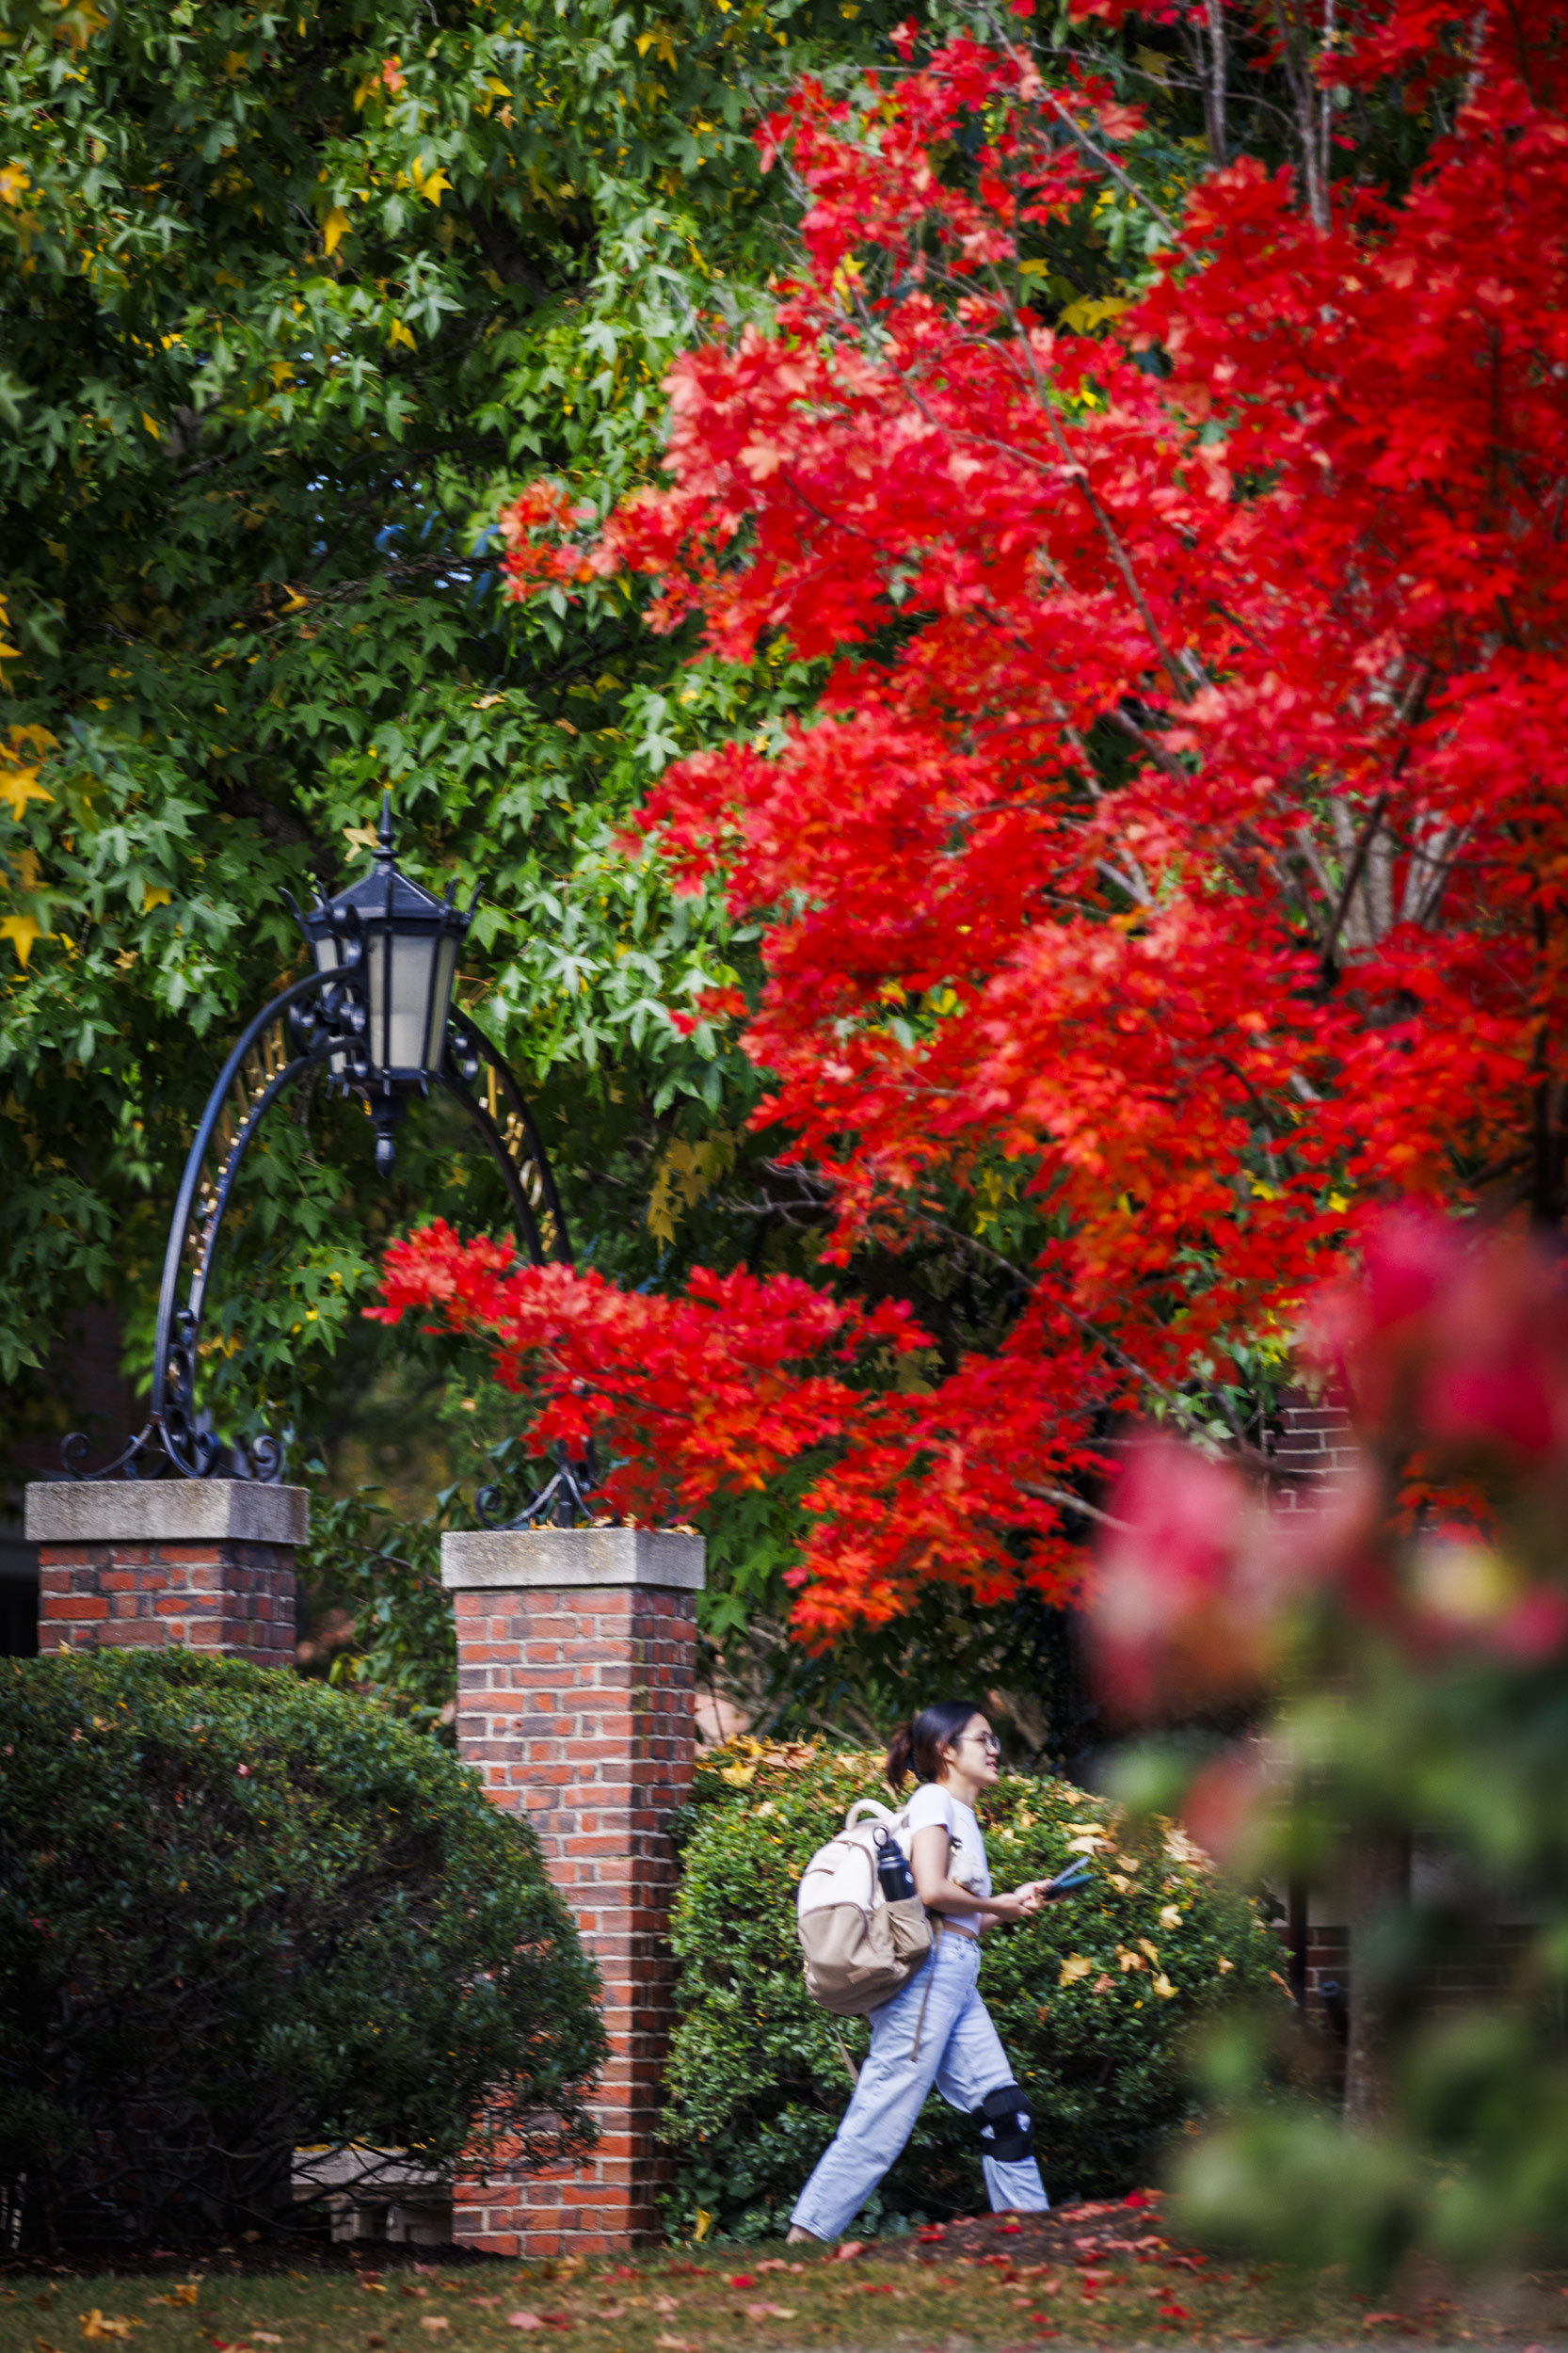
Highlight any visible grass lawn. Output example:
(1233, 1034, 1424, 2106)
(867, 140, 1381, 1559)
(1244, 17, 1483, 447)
(4, 2202, 1564, 2353)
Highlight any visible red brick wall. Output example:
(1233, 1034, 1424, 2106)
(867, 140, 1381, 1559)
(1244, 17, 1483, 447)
(1270, 1387, 1358, 1511)
(448, 1567, 699, 2257)
(37, 1537, 295, 1663)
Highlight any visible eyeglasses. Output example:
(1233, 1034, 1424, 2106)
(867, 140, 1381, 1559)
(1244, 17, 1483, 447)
(962, 1731, 1001, 1754)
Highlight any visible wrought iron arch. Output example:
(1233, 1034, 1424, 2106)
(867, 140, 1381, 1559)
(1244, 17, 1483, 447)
(62, 954, 582, 1513)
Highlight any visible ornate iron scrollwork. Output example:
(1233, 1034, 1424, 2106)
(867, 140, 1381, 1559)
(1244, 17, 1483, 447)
(59, 969, 596, 1522)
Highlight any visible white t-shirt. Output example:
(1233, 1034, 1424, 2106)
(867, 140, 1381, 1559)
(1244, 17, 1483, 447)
(904, 1781, 992, 1935)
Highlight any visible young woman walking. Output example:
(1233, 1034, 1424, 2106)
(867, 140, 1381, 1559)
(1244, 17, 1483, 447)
(787, 1701, 1056, 2244)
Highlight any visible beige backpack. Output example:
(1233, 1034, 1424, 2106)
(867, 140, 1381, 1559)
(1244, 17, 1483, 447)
(795, 1798, 934, 2016)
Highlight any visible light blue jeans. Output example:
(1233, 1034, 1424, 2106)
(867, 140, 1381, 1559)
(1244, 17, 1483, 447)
(791, 1929, 1049, 2241)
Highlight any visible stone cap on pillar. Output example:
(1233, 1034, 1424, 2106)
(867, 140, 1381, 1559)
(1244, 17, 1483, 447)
(441, 1526, 705, 1593)
(25, 1481, 309, 1545)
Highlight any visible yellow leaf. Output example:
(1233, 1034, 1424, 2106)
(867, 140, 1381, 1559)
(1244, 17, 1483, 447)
(143, 885, 171, 912)
(419, 167, 451, 205)
(1216, 1956, 1235, 1973)
(1153, 1972, 1176, 1999)
(279, 585, 310, 615)
(323, 204, 350, 255)
(78, 2313, 136, 2342)
(1060, 294, 1131, 334)
(342, 824, 378, 853)
(0, 762, 51, 819)
(388, 317, 416, 350)
(0, 913, 44, 968)
(0, 163, 29, 205)
(141, 412, 160, 440)
(692, 2209, 712, 2243)
(1059, 1954, 1093, 1985)
(1159, 1904, 1183, 1929)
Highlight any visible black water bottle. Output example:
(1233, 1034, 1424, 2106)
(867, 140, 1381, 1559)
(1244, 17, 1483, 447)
(875, 1827, 917, 1902)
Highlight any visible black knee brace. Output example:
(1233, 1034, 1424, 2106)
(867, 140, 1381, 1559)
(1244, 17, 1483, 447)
(974, 2082, 1034, 2165)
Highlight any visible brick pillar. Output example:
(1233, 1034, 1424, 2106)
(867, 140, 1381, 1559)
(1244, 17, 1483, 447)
(24, 1481, 305, 1662)
(441, 1526, 705, 2258)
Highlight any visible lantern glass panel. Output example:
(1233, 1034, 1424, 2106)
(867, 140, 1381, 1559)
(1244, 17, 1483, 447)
(424, 932, 459, 1071)
(368, 924, 440, 1074)
(306, 926, 348, 1075)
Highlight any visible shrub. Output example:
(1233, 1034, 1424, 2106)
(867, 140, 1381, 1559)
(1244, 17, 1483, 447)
(0, 1650, 604, 2253)
(664, 1739, 1281, 2239)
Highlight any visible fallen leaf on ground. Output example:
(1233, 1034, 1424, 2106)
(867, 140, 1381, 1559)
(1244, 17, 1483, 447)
(655, 2336, 695, 2352)
(832, 2241, 865, 2263)
(420, 2322, 450, 2334)
(507, 2318, 544, 2333)
(744, 2305, 797, 2321)
(727, 2276, 755, 2290)
(252, 2338, 283, 2346)
(753, 2262, 789, 2275)
(80, 2317, 136, 2343)
(650, 2297, 679, 2315)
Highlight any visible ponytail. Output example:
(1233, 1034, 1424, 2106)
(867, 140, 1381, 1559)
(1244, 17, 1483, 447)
(886, 1700, 984, 1791)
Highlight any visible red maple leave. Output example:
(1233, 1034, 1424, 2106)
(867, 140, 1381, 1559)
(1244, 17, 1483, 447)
(382, 0, 1568, 1640)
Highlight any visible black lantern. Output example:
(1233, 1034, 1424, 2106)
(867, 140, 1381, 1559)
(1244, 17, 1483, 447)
(295, 792, 473, 1172)
(60, 793, 578, 1499)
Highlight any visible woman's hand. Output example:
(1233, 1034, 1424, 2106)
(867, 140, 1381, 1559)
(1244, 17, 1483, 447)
(988, 1885, 1045, 1925)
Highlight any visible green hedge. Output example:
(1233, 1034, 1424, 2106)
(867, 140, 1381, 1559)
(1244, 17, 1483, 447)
(664, 1740, 1281, 2240)
(0, 1650, 605, 2254)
